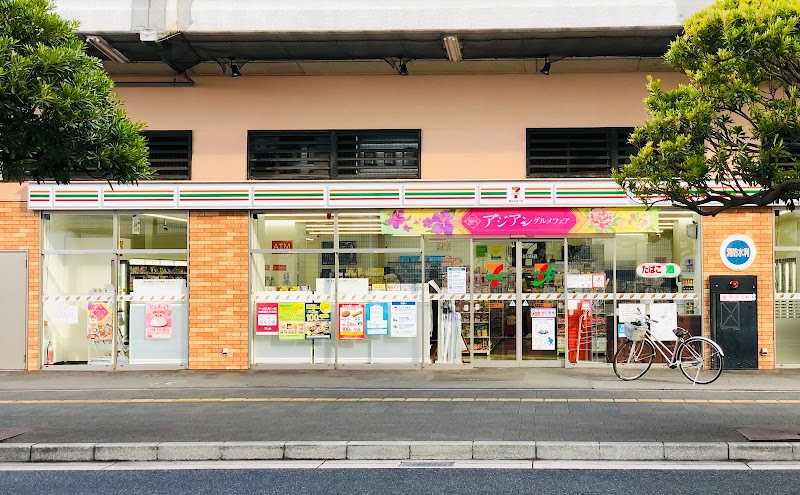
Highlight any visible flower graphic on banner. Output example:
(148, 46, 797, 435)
(588, 208, 615, 231)
(384, 209, 456, 235)
(386, 210, 408, 229)
(422, 210, 455, 235)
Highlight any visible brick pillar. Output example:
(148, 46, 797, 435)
(188, 211, 249, 369)
(0, 202, 40, 370)
(702, 208, 774, 369)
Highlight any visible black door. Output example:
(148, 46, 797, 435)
(710, 276, 758, 369)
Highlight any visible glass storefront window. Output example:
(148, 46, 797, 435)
(43, 213, 114, 251)
(776, 210, 800, 247)
(425, 237, 470, 364)
(253, 213, 334, 250)
(774, 211, 800, 366)
(248, 208, 701, 368)
(42, 253, 116, 366)
(119, 213, 188, 249)
(566, 238, 611, 363)
(250, 212, 424, 366)
(42, 212, 189, 369)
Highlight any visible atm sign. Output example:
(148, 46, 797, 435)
(636, 263, 681, 278)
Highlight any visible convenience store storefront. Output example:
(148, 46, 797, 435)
(251, 206, 700, 367)
(28, 181, 701, 369)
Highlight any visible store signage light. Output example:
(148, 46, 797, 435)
(636, 263, 681, 278)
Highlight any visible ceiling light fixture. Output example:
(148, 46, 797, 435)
(229, 57, 241, 77)
(442, 35, 463, 62)
(539, 57, 551, 76)
(85, 35, 130, 63)
(142, 213, 188, 223)
(398, 61, 409, 76)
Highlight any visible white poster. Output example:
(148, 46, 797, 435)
(567, 273, 593, 289)
(315, 278, 370, 295)
(530, 307, 556, 318)
(446, 267, 467, 293)
(49, 303, 79, 324)
(649, 303, 678, 341)
(617, 303, 646, 323)
(617, 303, 647, 337)
(132, 278, 186, 296)
(316, 278, 335, 294)
(531, 317, 556, 350)
(390, 301, 417, 337)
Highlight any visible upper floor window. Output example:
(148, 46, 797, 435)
(527, 128, 635, 178)
(248, 130, 421, 180)
(2, 130, 193, 182)
(141, 130, 192, 180)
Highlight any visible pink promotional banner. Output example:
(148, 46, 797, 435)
(380, 207, 658, 236)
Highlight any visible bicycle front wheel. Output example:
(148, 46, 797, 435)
(613, 339, 655, 381)
(678, 337, 724, 384)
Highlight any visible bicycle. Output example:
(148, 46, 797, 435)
(612, 311, 725, 384)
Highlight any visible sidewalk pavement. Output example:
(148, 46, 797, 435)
(0, 368, 799, 463)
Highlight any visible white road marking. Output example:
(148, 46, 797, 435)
(532, 460, 754, 470)
(0, 460, 799, 471)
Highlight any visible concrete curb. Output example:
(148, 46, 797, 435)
(1, 441, 799, 462)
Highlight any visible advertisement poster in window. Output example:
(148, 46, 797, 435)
(279, 302, 305, 340)
(365, 302, 389, 336)
(49, 303, 79, 324)
(446, 267, 467, 293)
(339, 303, 365, 340)
(304, 302, 332, 340)
(86, 302, 113, 341)
(145, 302, 172, 340)
(531, 307, 556, 350)
(255, 302, 279, 335)
(390, 301, 418, 338)
(617, 303, 647, 337)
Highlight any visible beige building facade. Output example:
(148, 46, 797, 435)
(0, 0, 794, 372)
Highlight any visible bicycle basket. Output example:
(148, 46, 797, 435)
(624, 322, 647, 341)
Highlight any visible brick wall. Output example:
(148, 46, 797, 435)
(188, 211, 249, 369)
(702, 208, 774, 369)
(0, 202, 40, 370)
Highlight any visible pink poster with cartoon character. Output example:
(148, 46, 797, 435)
(146, 303, 172, 340)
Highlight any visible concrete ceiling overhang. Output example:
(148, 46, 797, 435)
(81, 27, 680, 77)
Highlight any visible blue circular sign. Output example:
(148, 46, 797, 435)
(720, 235, 756, 271)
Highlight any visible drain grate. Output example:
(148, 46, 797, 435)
(737, 428, 800, 441)
(400, 461, 456, 468)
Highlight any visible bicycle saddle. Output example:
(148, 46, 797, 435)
(672, 327, 689, 338)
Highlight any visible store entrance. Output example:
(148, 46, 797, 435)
(470, 239, 564, 365)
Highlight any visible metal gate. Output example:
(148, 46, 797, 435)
(0, 251, 27, 370)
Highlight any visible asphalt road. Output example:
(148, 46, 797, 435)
(1, 368, 799, 444)
(0, 467, 797, 495)
(1, 386, 799, 443)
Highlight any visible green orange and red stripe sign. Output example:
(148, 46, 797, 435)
(253, 188, 325, 202)
(405, 187, 475, 202)
(329, 188, 401, 202)
(103, 189, 175, 203)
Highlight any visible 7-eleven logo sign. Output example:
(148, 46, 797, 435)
(485, 263, 504, 287)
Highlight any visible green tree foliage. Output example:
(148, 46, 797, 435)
(0, 0, 151, 183)
(614, 0, 800, 215)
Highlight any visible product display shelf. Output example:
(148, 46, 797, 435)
(459, 309, 502, 355)
(386, 260, 421, 284)
(129, 263, 187, 280)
